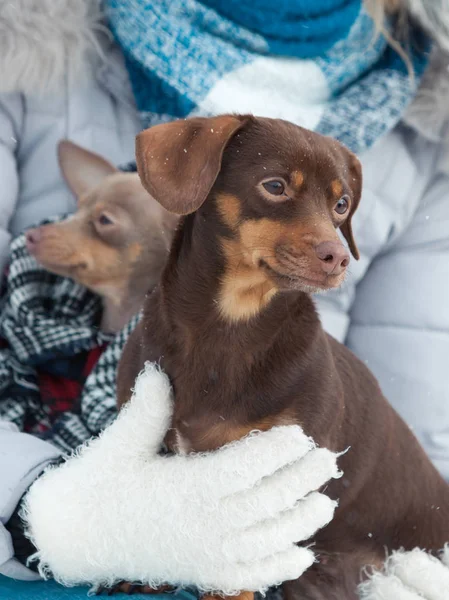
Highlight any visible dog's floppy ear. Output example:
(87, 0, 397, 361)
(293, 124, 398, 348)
(135, 115, 247, 215)
(340, 153, 362, 260)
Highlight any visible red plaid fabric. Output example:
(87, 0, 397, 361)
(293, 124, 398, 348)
(34, 345, 107, 433)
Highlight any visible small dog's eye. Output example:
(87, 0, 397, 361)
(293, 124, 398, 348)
(262, 180, 285, 196)
(98, 214, 113, 226)
(335, 195, 350, 215)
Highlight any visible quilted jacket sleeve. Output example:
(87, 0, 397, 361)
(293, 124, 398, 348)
(0, 421, 61, 580)
(346, 154, 449, 481)
(0, 93, 23, 283)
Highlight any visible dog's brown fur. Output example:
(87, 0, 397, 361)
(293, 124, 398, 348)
(26, 141, 178, 333)
(117, 115, 449, 599)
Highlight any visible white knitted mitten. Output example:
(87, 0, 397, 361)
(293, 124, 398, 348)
(358, 546, 449, 599)
(23, 363, 340, 594)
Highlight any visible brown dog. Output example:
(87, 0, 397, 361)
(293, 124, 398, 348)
(26, 141, 177, 333)
(117, 115, 449, 600)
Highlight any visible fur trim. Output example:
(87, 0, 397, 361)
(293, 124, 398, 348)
(406, 0, 449, 51)
(404, 49, 449, 142)
(0, 0, 105, 95)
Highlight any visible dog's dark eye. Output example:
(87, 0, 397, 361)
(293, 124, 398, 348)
(262, 180, 285, 196)
(335, 195, 350, 215)
(98, 214, 113, 226)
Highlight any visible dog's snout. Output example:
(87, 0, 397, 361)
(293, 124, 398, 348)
(315, 241, 350, 275)
(25, 228, 41, 250)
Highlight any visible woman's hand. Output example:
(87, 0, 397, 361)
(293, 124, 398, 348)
(358, 547, 449, 599)
(24, 363, 340, 594)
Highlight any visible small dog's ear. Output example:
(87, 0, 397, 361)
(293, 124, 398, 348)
(135, 115, 247, 215)
(58, 141, 117, 197)
(340, 153, 362, 260)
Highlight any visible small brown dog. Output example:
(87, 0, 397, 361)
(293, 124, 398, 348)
(117, 115, 449, 599)
(26, 141, 177, 333)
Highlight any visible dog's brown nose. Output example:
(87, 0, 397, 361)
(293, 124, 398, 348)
(25, 228, 41, 251)
(315, 241, 350, 275)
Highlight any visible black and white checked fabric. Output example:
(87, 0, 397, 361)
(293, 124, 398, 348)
(0, 217, 140, 452)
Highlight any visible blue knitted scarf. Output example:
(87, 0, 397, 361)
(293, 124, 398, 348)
(106, 0, 430, 154)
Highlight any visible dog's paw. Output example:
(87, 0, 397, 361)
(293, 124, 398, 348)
(97, 582, 174, 595)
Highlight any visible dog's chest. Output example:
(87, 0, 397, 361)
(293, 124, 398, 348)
(167, 407, 298, 455)
(165, 378, 254, 454)
(155, 312, 321, 453)
(164, 364, 302, 454)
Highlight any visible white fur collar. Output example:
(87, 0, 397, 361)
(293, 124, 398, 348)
(0, 0, 104, 95)
(407, 0, 449, 53)
(404, 49, 449, 143)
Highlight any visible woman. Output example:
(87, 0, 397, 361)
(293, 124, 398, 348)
(0, 0, 448, 597)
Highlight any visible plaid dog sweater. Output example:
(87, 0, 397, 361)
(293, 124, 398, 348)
(0, 218, 140, 452)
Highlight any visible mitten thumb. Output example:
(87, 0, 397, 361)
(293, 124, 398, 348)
(87, 362, 173, 461)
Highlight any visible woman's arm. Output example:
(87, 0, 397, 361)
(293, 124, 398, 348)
(0, 421, 61, 580)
